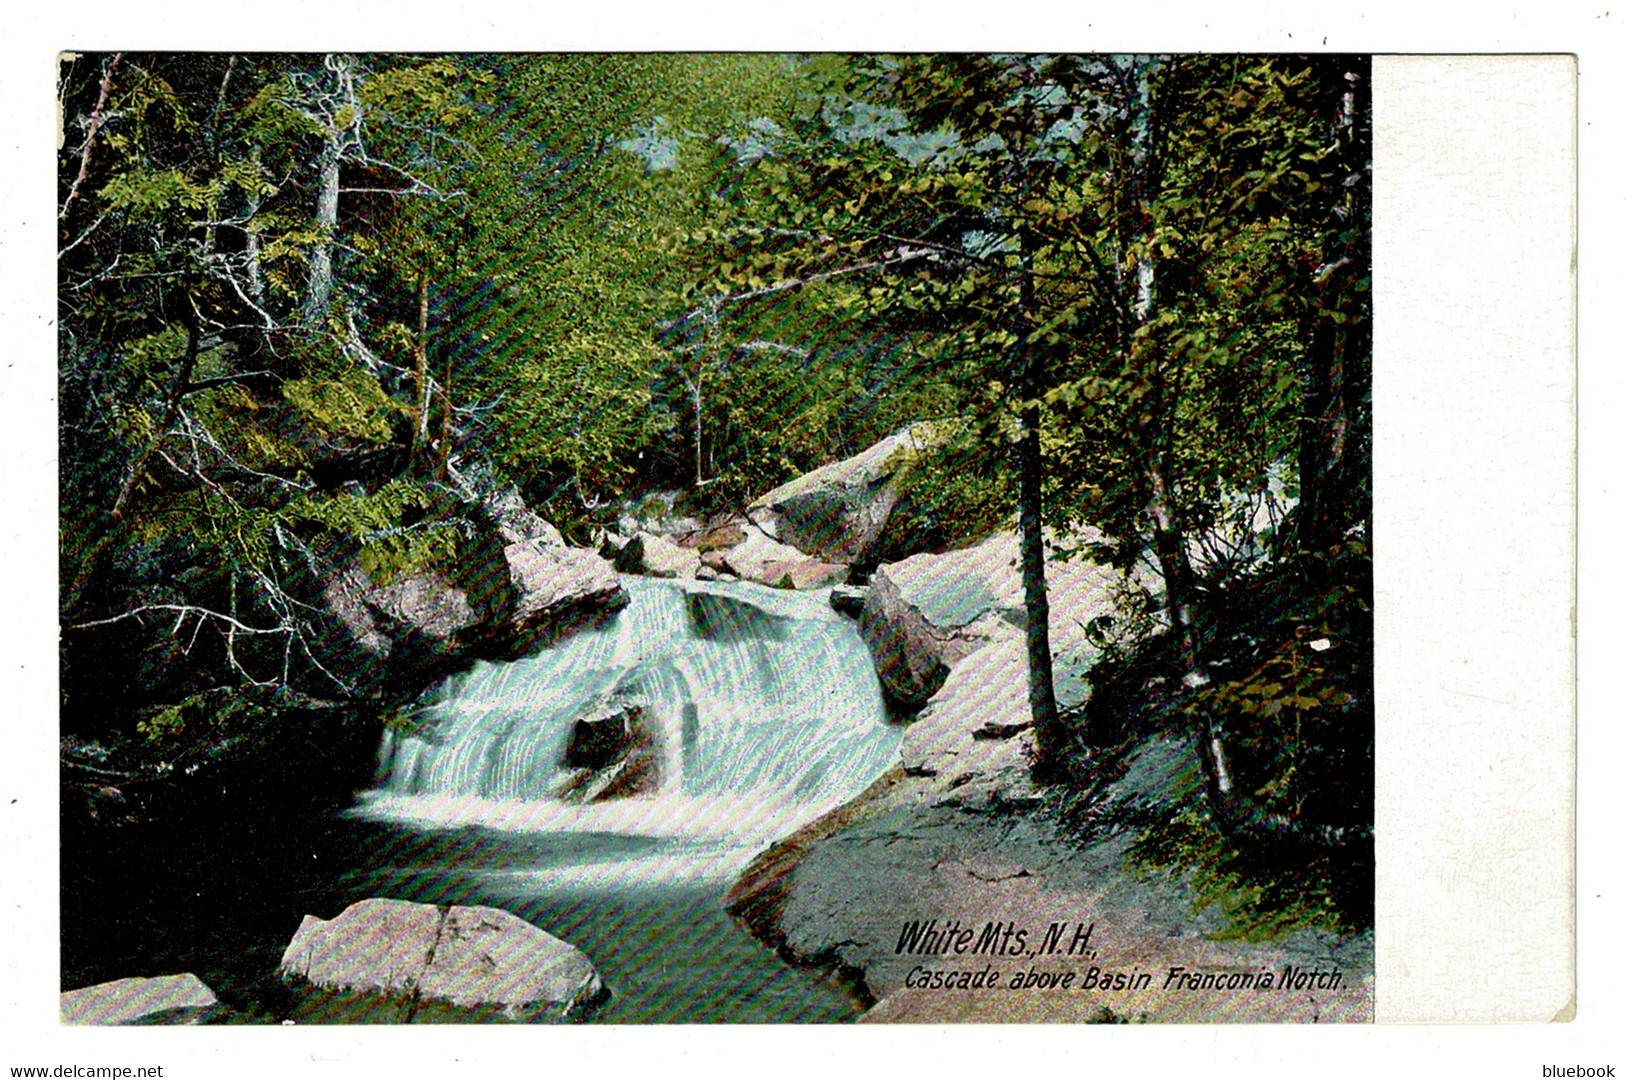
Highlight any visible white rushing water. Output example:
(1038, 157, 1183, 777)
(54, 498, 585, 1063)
(350, 576, 901, 888)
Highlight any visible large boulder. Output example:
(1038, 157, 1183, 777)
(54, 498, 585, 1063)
(858, 529, 1117, 710)
(279, 898, 605, 1022)
(505, 540, 622, 636)
(747, 423, 937, 564)
(858, 533, 1026, 708)
(315, 563, 482, 694)
(312, 531, 623, 697)
(60, 973, 220, 1025)
(446, 458, 566, 548)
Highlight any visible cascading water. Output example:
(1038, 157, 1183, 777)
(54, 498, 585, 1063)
(335, 575, 900, 1019)
(350, 575, 901, 890)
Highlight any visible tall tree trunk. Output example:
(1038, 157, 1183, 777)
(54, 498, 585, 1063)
(244, 150, 266, 305)
(1014, 224, 1066, 778)
(436, 349, 455, 480)
(1298, 58, 1371, 569)
(693, 359, 704, 487)
(412, 271, 431, 460)
(1146, 433, 1234, 807)
(302, 133, 340, 327)
(1120, 56, 1237, 812)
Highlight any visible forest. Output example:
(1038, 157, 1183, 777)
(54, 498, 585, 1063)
(58, 51, 1372, 993)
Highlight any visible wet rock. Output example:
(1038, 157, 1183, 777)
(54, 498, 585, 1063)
(60, 973, 219, 1025)
(614, 531, 701, 579)
(557, 701, 662, 802)
(563, 707, 637, 771)
(505, 541, 623, 638)
(685, 589, 790, 642)
(279, 898, 605, 1022)
(760, 557, 848, 591)
(830, 584, 868, 617)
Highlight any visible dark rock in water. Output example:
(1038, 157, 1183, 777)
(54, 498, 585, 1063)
(60, 973, 220, 1025)
(279, 898, 605, 1022)
(830, 585, 868, 617)
(563, 707, 637, 771)
(557, 701, 660, 803)
(685, 589, 789, 642)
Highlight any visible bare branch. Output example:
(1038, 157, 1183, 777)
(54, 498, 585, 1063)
(69, 604, 289, 635)
(60, 52, 122, 222)
(59, 211, 110, 258)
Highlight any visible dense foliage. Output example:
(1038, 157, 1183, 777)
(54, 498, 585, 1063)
(59, 52, 1371, 936)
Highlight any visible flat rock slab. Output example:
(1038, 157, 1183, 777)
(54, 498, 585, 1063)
(60, 973, 219, 1025)
(279, 898, 605, 1022)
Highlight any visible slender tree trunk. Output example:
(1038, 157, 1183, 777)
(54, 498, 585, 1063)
(1146, 437, 1234, 806)
(436, 350, 455, 480)
(1118, 56, 1237, 811)
(302, 133, 340, 327)
(1298, 59, 1370, 567)
(412, 271, 431, 460)
(693, 359, 704, 487)
(1013, 223, 1066, 778)
(244, 151, 266, 305)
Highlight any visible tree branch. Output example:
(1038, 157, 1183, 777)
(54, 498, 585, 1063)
(59, 52, 122, 222)
(69, 604, 289, 636)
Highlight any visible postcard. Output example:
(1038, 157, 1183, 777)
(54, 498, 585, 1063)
(12, 29, 1592, 1078)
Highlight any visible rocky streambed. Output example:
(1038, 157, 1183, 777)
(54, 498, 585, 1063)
(728, 530, 1374, 1023)
(61, 427, 1372, 1025)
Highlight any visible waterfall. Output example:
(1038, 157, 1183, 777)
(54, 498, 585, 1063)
(349, 576, 900, 888)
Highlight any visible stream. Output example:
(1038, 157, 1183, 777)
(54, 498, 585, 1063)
(326, 575, 901, 1022)
(62, 576, 901, 1023)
